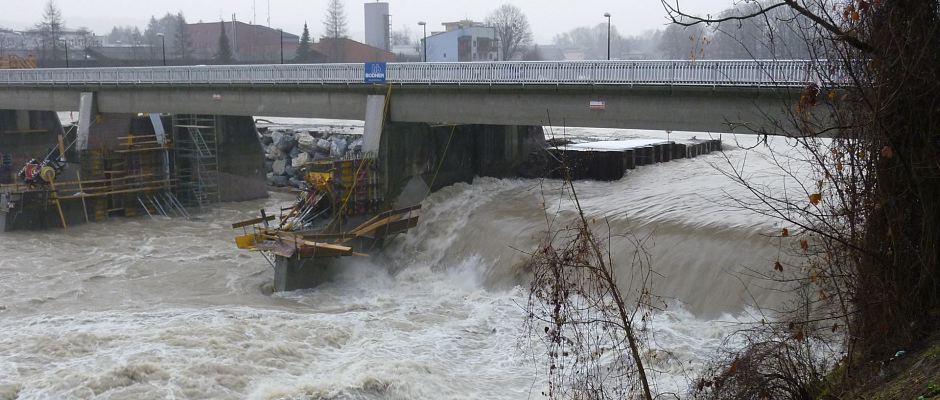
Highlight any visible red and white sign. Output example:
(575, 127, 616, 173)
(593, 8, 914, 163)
(589, 100, 606, 110)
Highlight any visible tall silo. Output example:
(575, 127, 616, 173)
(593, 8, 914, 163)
(364, 2, 390, 51)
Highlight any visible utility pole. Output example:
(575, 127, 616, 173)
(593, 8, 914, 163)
(418, 21, 427, 62)
(604, 12, 612, 60)
(232, 14, 238, 61)
(279, 29, 284, 64)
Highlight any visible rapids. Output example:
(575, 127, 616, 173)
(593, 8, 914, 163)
(0, 126, 805, 399)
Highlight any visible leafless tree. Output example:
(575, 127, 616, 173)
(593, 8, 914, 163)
(654, 0, 940, 397)
(324, 0, 348, 40)
(486, 4, 533, 61)
(554, 24, 629, 60)
(35, 0, 64, 61)
(524, 153, 657, 399)
(391, 26, 413, 46)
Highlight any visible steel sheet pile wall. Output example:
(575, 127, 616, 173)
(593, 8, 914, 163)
(550, 139, 723, 181)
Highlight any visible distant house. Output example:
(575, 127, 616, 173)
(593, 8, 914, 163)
(0, 28, 100, 59)
(424, 20, 498, 62)
(313, 37, 396, 63)
(186, 21, 298, 63)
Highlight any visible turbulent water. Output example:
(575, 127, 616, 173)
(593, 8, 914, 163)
(0, 125, 805, 399)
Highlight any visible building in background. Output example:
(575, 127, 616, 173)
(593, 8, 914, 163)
(313, 37, 395, 63)
(424, 20, 498, 62)
(364, 2, 390, 52)
(186, 21, 298, 63)
(0, 28, 101, 58)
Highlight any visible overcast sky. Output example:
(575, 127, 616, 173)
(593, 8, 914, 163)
(1, 0, 731, 43)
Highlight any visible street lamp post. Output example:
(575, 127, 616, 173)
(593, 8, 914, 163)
(60, 40, 69, 68)
(157, 33, 166, 66)
(279, 29, 284, 64)
(418, 21, 427, 62)
(604, 12, 612, 60)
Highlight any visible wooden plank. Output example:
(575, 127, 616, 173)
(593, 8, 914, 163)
(297, 232, 359, 242)
(350, 214, 402, 237)
(56, 182, 176, 199)
(372, 217, 420, 239)
(232, 215, 277, 229)
(117, 135, 158, 140)
(114, 147, 171, 154)
(120, 140, 162, 146)
(347, 204, 422, 237)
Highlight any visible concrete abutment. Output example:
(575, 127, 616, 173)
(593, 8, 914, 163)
(378, 122, 546, 209)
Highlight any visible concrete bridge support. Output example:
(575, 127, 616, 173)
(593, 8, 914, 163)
(215, 116, 267, 202)
(379, 122, 546, 208)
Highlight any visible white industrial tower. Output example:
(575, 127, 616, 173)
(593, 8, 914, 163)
(364, 1, 391, 51)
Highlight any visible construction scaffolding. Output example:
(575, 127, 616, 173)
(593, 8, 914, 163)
(172, 115, 220, 208)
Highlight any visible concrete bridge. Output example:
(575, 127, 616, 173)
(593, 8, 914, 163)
(0, 60, 832, 134)
(0, 60, 836, 226)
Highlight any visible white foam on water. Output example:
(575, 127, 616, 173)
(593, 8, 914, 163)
(0, 124, 813, 398)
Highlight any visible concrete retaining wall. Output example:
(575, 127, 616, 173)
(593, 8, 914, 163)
(216, 116, 268, 202)
(380, 122, 546, 208)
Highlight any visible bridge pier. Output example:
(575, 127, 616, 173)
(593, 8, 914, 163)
(214, 116, 267, 202)
(379, 122, 546, 208)
(273, 256, 342, 292)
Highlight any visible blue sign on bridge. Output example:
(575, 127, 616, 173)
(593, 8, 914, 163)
(364, 62, 387, 83)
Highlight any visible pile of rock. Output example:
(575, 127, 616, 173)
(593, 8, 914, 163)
(260, 128, 364, 188)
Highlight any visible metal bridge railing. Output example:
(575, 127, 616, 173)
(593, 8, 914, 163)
(0, 60, 835, 87)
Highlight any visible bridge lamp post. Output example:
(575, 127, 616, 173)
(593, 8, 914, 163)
(604, 12, 611, 60)
(157, 33, 166, 66)
(59, 40, 69, 68)
(278, 29, 284, 64)
(418, 21, 427, 62)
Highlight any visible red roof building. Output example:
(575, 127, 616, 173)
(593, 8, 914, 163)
(313, 38, 396, 63)
(186, 21, 298, 63)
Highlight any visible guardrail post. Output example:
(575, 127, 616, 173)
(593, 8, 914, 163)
(671, 62, 677, 86)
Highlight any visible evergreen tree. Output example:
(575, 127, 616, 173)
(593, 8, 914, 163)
(144, 13, 182, 60)
(295, 23, 314, 63)
(144, 16, 160, 58)
(174, 12, 191, 60)
(215, 21, 234, 64)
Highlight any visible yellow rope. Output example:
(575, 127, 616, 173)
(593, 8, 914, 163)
(425, 124, 457, 198)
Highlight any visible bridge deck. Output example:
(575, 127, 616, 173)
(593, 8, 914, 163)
(0, 60, 832, 88)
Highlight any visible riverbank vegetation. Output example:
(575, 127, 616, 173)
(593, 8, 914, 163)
(660, 0, 940, 398)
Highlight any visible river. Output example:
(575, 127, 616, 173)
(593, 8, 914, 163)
(0, 123, 801, 399)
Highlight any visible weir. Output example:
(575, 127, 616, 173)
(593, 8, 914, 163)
(1, 62, 737, 292)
